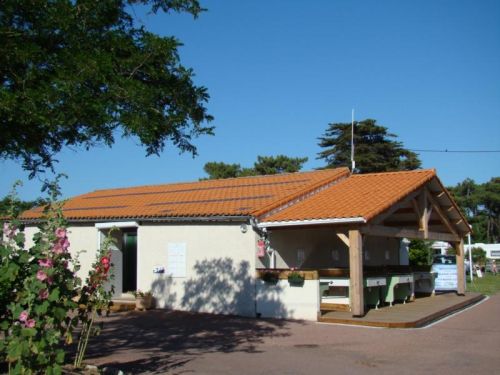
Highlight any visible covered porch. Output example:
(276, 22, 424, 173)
(254, 170, 472, 321)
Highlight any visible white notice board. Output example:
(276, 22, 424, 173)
(166, 243, 187, 277)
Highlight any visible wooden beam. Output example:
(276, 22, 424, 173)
(349, 229, 364, 317)
(372, 189, 421, 225)
(418, 191, 429, 237)
(360, 225, 460, 242)
(454, 239, 465, 295)
(435, 191, 446, 199)
(411, 198, 421, 219)
(337, 233, 350, 247)
(384, 220, 443, 227)
(425, 188, 458, 236)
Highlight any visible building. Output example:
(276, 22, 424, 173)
(465, 243, 500, 260)
(19, 168, 470, 320)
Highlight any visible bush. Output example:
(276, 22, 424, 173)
(408, 240, 433, 266)
(0, 182, 81, 373)
(0, 180, 114, 373)
(287, 271, 305, 285)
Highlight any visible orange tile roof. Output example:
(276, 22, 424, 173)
(20, 168, 350, 221)
(261, 169, 437, 223)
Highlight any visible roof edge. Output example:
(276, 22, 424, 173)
(258, 217, 366, 228)
(20, 215, 251, 225)
(429, 174, 471, 235)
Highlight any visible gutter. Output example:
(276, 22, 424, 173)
(257, 217, 366, 228)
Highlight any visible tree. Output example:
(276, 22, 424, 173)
(465, 247, 487, 265)
(0, 196, 44, 218)
(203, 162, 246, 180)
(203, 155, 308, 179)
(0, 0, 213, 176)
(448, 177, 499, 243)
(253, 155, 308, 175)
(317, 119, 421, 173)
(481, 177, 500, 243)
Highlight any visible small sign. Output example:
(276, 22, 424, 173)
(166, 243, 187, 277)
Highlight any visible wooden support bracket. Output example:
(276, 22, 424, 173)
(337, 232, 350, 247)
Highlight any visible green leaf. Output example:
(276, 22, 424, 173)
(55, 349, 65, 364)
(35, 301, 50, 315)
(54, 307, 67, 320)
(0, 320, 9, 330)
(21, 328, 37, 337)
(48, 288, 60, 302)
(7, 341, 22, 361)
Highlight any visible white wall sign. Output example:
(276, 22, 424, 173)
(166, 243, 187, 277)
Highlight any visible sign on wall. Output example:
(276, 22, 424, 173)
(166, 243, 187, 277)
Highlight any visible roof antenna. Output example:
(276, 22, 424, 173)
(351, 108, 356, 172)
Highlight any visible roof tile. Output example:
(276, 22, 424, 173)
(261, 169, 437, 223)
(20, 168, 350, 221)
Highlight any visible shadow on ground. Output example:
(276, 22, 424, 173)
(81, 310, 292, 373)
(78, 257, 296, 373)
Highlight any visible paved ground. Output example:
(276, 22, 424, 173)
(84, 294, 500, 374)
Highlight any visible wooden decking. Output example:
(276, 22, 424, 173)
(318, 292, 485, 328)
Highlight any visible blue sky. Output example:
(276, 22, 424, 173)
(1, 0, 499, 201)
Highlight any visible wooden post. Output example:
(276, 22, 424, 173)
(455, 239, 465, 295)
(349, 229, 364, 317)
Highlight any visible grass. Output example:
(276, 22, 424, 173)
(466, 273, 500, 295)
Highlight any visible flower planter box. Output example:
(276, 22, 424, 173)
(135, 295, 153, 311)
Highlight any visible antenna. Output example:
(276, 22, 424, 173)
(351, 109, 355, 172)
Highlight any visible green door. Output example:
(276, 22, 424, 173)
(122, 232, 137, 292)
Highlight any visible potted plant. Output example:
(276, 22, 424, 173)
(262, 270, 280, 284)
(287, 270, 305, 286)
(134, 290, 153, 310)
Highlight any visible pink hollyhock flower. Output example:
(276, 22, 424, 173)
(25, 319, 36, 328)
(46, 276, 53, 285)
(36, 270, 48, 282)
(19, 310, 29, 322)
(39, 289, 49, 300)
(52, 242, 64, 254)
(55, 227, 67, 239)
(61, 238, 70, 251)
(38, 258, 53, 268)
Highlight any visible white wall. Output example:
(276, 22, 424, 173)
(21, 221, 323, 321)
(24, 224, 98, 280)
(256, 279, 319, 321)
(137, 223, 259, 317)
